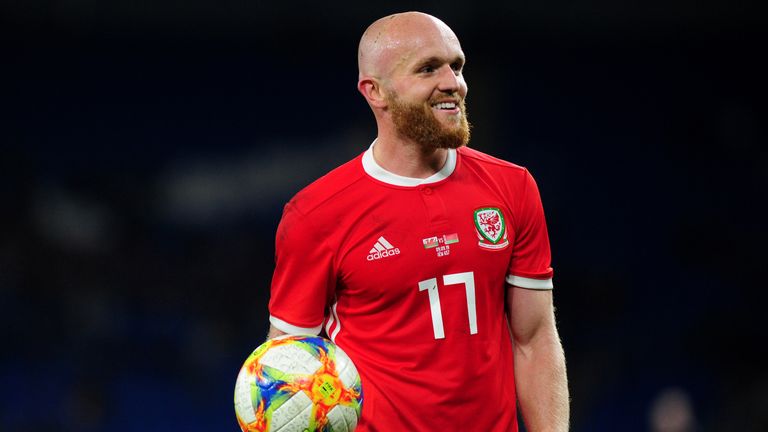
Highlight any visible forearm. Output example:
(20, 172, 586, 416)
(513, 327, 570, 432)
(266, 324, 288, 340)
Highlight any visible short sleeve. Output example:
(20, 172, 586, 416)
(506, 169, 554, 290)
(268, 202, 337, 334)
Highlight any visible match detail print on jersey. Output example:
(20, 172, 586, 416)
(422, 233, 459, 258)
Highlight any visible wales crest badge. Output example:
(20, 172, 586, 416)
(474, 207, 509, 250)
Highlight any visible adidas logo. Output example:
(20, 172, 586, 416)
(367, 236, 401, 261)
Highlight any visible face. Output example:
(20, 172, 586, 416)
(381, 20, 470, 150)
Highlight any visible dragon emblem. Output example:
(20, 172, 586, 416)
(474, 207, 509, 250)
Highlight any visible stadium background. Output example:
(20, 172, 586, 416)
(3, 1, 766, 430)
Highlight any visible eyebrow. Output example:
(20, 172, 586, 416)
(416, 55, 465, 68)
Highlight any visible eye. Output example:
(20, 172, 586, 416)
(451, 61, 464, 73)
(419, 65, 436, 74)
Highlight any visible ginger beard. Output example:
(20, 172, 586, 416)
(385, 91, 471, 151)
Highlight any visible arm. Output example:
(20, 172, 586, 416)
(507, 285, 569, 432)
(267, 201, 334, 343)
(266, 324, 288, 340)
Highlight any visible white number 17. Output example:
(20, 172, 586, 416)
(417, 271, 477, 339)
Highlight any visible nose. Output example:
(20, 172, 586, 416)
(437, 64, 461, 93)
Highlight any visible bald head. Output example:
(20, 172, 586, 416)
(358, 12, 461, 81)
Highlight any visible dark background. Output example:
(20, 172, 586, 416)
(2, 1, 766, 430)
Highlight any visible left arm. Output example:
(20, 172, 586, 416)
(507, 285, 570, 432)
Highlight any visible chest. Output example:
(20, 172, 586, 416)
(334, 181, 516, 302)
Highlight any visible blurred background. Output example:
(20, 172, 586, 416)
(2, 1, 766, 430)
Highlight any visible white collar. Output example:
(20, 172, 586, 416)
(361, 141, 457, 187)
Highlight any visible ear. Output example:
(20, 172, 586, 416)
(357, 77, 388, 109)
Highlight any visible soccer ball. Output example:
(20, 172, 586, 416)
(234, 335, 363, 432)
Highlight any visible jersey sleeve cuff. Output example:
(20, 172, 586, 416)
(506, 274, 554, 290)
(269, 315, 323, 335)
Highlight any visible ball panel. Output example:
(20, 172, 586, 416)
(261, 343, 323, 375)
(234, 367, 258, 424)
(327, 405, 359, 432)
(270, 391, 312, 432)
(333, 354, 359, 390)
(338, 367, 359, 397)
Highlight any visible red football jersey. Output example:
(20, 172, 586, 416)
(269, 144, 554, 431)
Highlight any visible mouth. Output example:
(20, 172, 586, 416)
(431, 100, 461, 114)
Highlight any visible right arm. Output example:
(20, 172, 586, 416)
(268, 202, 333, 342)
(266, 324, 288, 340)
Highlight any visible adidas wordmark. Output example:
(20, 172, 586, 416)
(367, 236, 401, 261)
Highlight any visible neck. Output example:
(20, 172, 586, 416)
(372, 135, 450, 179)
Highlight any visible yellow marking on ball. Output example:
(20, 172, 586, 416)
(312, 373, 342, 405)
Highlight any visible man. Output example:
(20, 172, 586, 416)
(267, 11, 569, 431)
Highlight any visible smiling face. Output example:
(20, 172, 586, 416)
(358, 12, 471, 150)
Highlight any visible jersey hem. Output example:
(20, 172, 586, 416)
(506, 275, 554, 290)
(269, 315, 323, 335)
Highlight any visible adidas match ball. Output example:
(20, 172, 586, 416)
(234, 335, 364, 432)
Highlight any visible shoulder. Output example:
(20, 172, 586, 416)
(458, 146, 531, 182)
(286, 152, 367, 217)
(457, 146, 545, 217)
